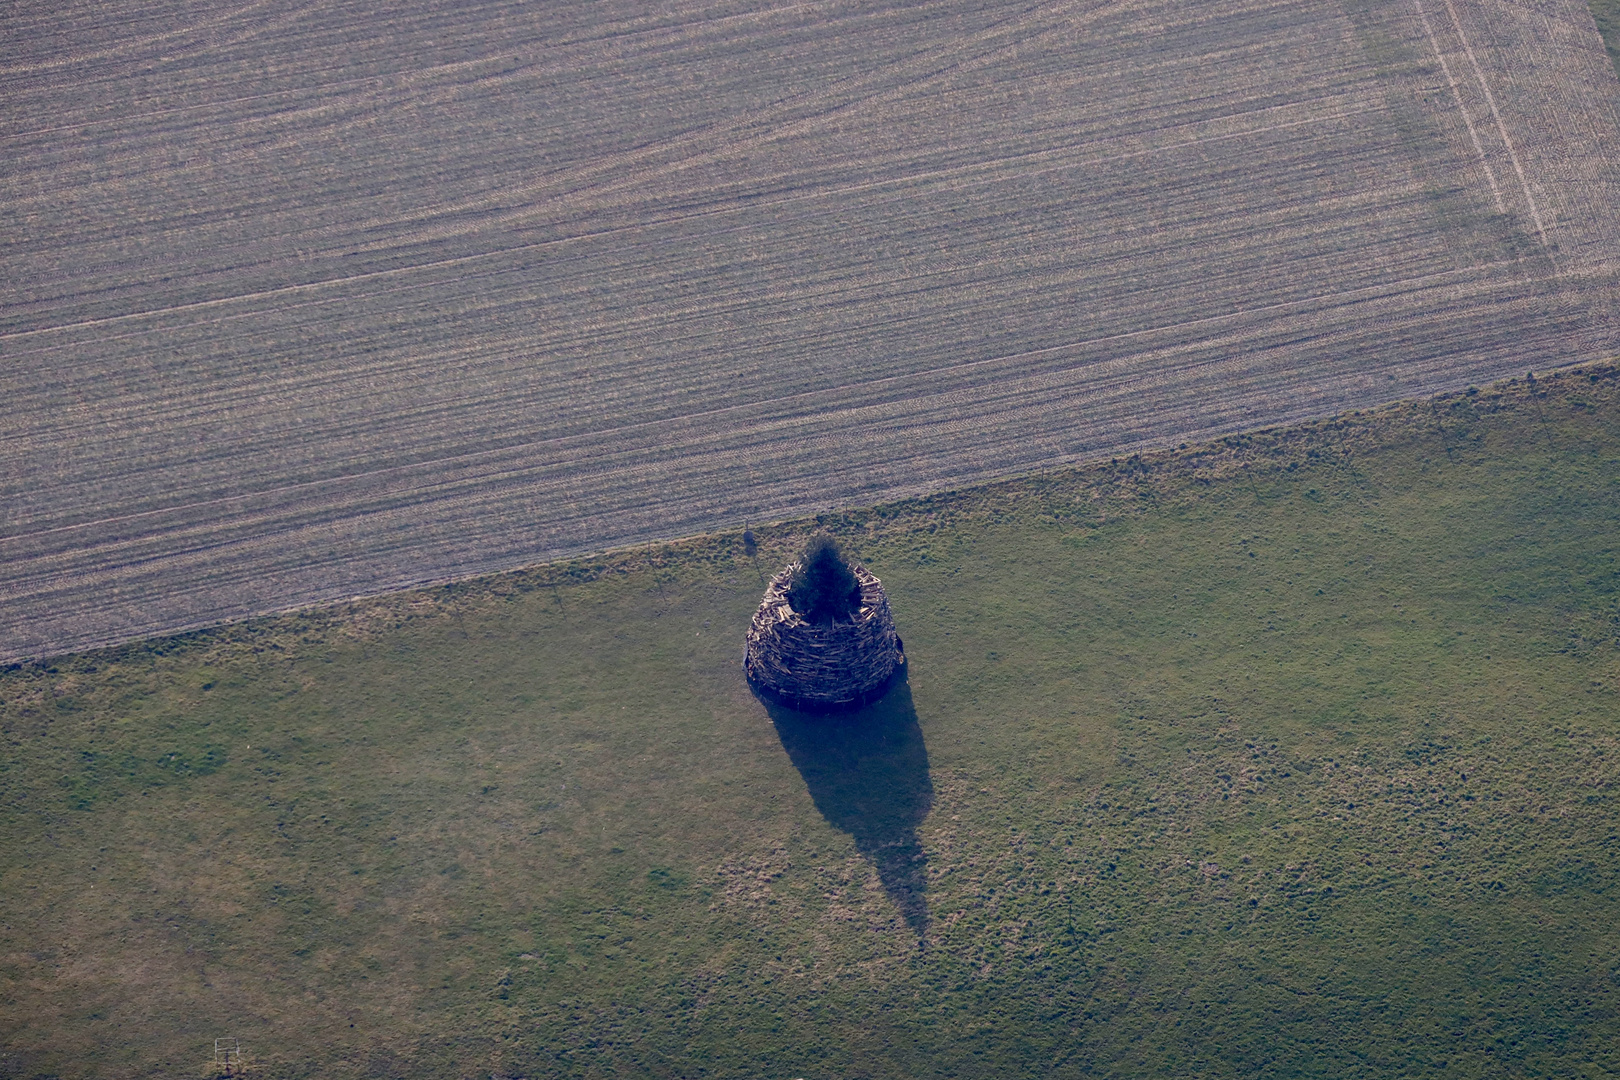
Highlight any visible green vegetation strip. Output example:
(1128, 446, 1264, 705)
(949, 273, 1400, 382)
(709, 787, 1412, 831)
(4, 369, 1620, 1078)
(1595, 0, 1620, 79)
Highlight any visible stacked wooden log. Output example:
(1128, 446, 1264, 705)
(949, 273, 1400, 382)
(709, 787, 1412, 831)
(744, 562, 905, 713)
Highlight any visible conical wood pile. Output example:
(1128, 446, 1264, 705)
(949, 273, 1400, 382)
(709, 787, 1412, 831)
(744, 562, 905, 713)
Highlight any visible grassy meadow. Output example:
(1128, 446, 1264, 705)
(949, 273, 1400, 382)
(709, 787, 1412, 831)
(4, 367, 1620, 1078)
(1596, 0, 1620, 77)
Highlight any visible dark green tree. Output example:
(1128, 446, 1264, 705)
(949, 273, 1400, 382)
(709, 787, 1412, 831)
(787, 534, 862, 623)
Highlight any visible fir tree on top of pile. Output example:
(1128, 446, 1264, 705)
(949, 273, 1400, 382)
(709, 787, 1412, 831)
(786, 534, 862, 624)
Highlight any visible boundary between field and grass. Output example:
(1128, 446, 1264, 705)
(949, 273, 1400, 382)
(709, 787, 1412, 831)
(9, 360, 1616, 677)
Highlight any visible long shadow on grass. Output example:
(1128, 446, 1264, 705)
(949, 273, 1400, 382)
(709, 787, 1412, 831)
(766, 677, 933, 942)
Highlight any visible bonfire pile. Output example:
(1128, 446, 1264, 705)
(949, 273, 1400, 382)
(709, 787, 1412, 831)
(743, 536, 905, 712)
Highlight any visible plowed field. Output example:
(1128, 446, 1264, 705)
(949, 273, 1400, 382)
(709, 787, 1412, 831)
(5, 0, 1620, 660)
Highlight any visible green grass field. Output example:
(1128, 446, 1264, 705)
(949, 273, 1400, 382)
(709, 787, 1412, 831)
(4, 366, 1620, 1079)
(1595, 0, 1620, 78)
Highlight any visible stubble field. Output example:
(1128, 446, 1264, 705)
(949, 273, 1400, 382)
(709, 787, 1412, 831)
(3, 367, 1619, 1078)
(5, 0, 1620, 661)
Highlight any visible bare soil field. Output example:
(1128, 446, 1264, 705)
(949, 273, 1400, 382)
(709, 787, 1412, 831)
(4, 0, 1620, 661)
